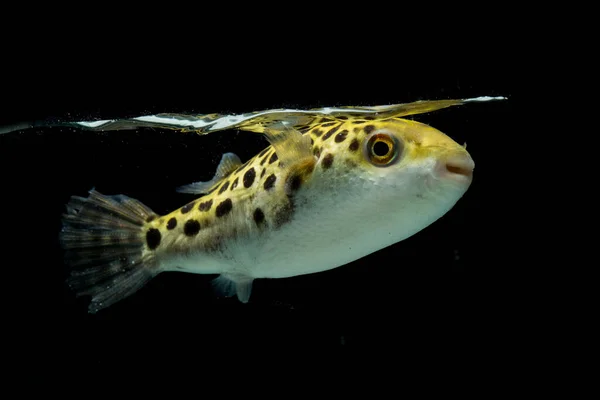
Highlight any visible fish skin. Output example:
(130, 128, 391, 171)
(60, 98, 496, 312)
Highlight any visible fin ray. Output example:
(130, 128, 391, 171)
(263, 124, 313, 168)
(60, 189, 159, 313)
(212, 274, 254, 303)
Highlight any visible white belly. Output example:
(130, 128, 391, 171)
(228, 184, 461, 279)
(163, 172, 466, 280)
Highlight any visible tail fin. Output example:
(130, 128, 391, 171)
(60, 189, 159, 313)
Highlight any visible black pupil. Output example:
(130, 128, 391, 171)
(373, 141, 390, 157)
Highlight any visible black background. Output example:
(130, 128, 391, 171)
(1, 66, 520, 375)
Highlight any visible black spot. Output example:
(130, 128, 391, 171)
(261, 168, 266, 178)
(219, 181, 230, 194)
(335, 130, 348, 143)
(364, 125, 376, 135)
(264, 174, 277, 190)
(146, 215, 156, 222)
(313, 146, 321, 158)
(352, 120, 366, 124)
(349, 138, 359, 151)
(322, 153, 334, 169)
(235, 160, 250, 174)
(273, 200, 295, 228)
(322, 125, 341, 141)
(337, 116, 348, 120)
(184, 219, 201, 236)
(167, 217, 177, 230)
(199, 199, 213, 211)
(288, 174, 302, 192)
(310, 137, 314, 146)
(146, 228, 161, 250)
(364, 116, 376, 120)
(321, 122, 337, 127)
(258, 147, 270, 157)
(243, 167, 256, 188)
(253, 208, 265, 225)
(206, 185, 219, 195)
(269, 152, 278, 164)
(181, 201, 195, 214)
(312, 128, 323, 137)
(231, 177, 238, 190)
(216, 198, 233, 217)
(260, 153, 269, 166)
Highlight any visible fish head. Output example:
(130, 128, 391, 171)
(361, 117, 474, 193)
(306, 117, 475, 244)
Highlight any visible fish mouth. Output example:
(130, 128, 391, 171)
(437, 153, 475, 183)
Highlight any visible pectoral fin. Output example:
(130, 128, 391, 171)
(263, 123, 313, 168)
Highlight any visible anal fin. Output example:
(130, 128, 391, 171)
(212, 274, 254, 303)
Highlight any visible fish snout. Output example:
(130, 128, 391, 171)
(435, 152, 475, 183)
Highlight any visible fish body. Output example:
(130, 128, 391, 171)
(60, 97, 502, 312)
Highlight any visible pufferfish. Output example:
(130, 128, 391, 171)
(57, 97, 504, 313)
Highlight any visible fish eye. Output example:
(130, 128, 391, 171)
(373, 141, 390, 157)
(365, 132, 401, 166)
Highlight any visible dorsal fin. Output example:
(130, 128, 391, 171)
(176, 152, 241, 194)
